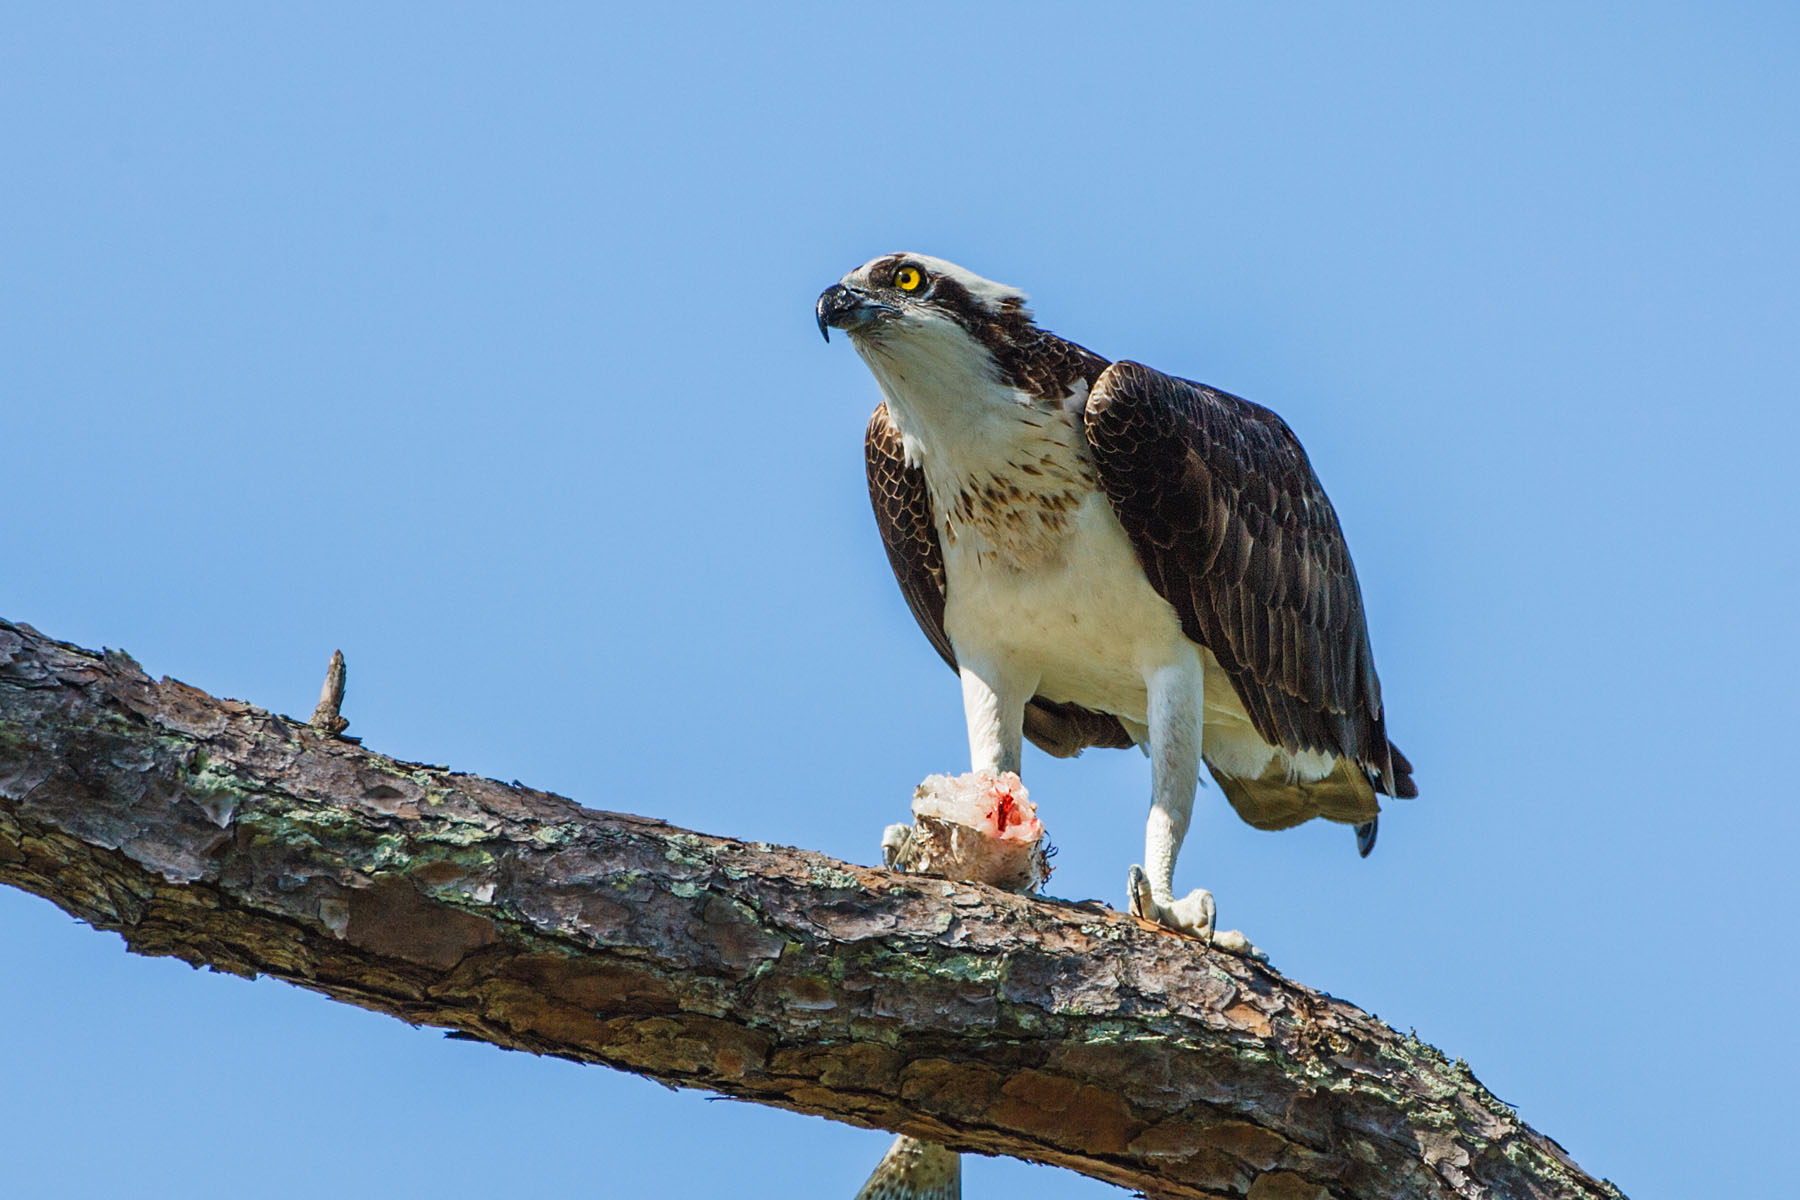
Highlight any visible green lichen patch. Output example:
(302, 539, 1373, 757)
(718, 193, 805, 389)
(805, 863, 862, 890)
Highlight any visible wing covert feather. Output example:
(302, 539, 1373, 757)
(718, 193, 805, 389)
(865, 403, 956, 671)
(1084, 362, 1414, 798)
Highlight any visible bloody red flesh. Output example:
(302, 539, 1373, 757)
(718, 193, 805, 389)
(990, 784, 1021, 832)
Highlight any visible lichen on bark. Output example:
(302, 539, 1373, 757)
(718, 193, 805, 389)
(0, 618, 1625, 1200)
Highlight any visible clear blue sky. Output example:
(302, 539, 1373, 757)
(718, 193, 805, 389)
(4, 5, 1796, 1197)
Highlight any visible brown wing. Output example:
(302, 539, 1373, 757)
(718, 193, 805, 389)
(1083, 362, 1415, 800)
(865, 403, 1134, 758)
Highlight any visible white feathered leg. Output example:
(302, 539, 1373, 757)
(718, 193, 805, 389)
(857, 658, 1035, 1200)
(1128, 661, 1264, 959)
(959, 658, 1034, 775)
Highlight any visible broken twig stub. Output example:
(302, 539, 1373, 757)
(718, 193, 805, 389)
(309, 648, 348, 735)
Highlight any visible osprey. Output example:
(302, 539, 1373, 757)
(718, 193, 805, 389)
(817, 254, 1415, 951)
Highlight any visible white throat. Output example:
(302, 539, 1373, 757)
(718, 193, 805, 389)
(853, 321, 1095, 568)
(854, 317, 1010, 458)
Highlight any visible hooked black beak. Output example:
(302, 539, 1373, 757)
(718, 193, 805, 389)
(815, 283, 893, 342)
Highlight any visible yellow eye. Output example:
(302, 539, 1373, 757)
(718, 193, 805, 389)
(895, 266, 923, 291)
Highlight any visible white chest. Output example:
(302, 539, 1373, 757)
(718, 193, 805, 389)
(939, 488, 1292, 780)
(939, 486, 1197, 726)
(862, 335, 1200, 724)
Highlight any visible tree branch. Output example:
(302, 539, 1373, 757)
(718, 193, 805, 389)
(0, 618, 1621, 1200)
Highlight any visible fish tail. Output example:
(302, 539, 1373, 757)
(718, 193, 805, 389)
(852, 1135, 960, 1200)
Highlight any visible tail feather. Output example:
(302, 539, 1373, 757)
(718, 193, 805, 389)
(853, 1136, 960, 1200)
(1381, 740, 1418, 799)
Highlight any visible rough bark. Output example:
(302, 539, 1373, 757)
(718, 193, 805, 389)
(0, 618, 1622, 1200)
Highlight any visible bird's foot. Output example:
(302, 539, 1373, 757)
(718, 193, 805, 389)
(880, 822, 915, 869)
(1128, 865, 1266, 961)
(1127, 865, 1215, 936)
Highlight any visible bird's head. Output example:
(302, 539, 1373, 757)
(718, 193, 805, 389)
(816, 253, 1033, 349)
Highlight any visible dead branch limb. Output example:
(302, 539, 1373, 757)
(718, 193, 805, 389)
(309, 648, 348, 735)
(0, 618, 1621, 1200)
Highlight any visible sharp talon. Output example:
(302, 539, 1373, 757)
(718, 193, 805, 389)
(1126, 865, 1150, 920)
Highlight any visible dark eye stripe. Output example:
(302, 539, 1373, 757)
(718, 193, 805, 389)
(872, 256, 904, 287)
